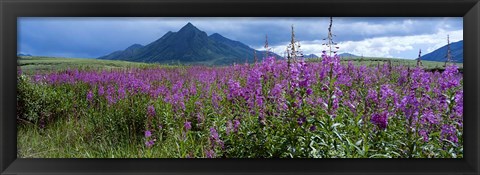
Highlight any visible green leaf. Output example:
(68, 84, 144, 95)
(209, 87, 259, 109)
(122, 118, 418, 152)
(331, 123, 342, 128)
(369, 154, 391, 158)
(355, 139, 363, 146)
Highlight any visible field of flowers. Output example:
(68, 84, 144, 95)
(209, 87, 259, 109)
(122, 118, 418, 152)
(17, 53, 463, 158)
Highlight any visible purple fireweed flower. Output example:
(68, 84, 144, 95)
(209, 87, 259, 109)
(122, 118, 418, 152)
(227, 79, 243, 100)
(288, 65, 301, 89)
(184, 121, 192, 131)
(270, 83, 284, 99)
(297, 117, 306, 126)
(261, 56, 276, 73)
(255, 95, 264, 107)
(145, 139, 155, 148)
(210, 127, 219, 142)
(349, 90, 357, 101)
(106, 85, 115, 96)
(145, 130, 152, 138)
(306, 88, 313, 95)
(330, 89, 341, 115)
(233, 119, 240, 133)
(172, 80, 184, 93)
(98, 85, 105, 96)
(399, 91, 420, 121)
(298, 60, 312, 88)
(247, 68, 263, 88)
(443, 64, 459, 76)
(171, 93, 186, 110)
(196, 112, 204, 124)
(453, 90, 464, 118)
(380, 84, 395, 100)
(441, 124, 458, 143)
(147, 105, 156, 117)
(371, 112, 388, 130)
(189, 83, 197, 95)
(195, 100, 203, 108)
(106, 95, 116, 105)
(419, 129, 429, 142)
(306, 97, 315, 106)
(453, 104, 463, 119)
(336, 74, 352, 86)
(440, 65, 461, 90)
(421, 110, 439, 124)
(209, 127, 224, 149)
(86, 90, 94, 102)
(211, 92, 220, 109)
(367, 89, 378, 103)
(117, 86, 126, 99)
(33, 74, 43, 83)
(205, 149, 215, 158)
(397, 69, 408, 86)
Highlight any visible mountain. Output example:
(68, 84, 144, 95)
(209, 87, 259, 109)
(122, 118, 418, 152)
(420, 40, 463, 63)
(99, 23, 280, 65)
(338, 53, 360, 58)
(17, 53, 32, 57)
(304, 54, 318, 59)
(99, 44, 144, 61)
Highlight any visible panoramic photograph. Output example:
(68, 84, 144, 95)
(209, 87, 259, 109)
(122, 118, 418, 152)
(16, 17, 463, 158)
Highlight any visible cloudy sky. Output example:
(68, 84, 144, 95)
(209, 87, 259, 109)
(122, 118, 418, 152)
(18, 17, 463, 59)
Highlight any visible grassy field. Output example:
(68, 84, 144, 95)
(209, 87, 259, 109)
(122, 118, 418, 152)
(19, 56, 463, 73)
(18, 56, 155, 74)
(17, 56, 463, 158)
(307, 56, 463, 70)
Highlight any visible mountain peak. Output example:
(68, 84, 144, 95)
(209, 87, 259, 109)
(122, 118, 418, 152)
(126, 44, 143, 50)
(210, 33, 222, 37)
(178, 22, 201, 33)
(98, 22, 281, 65)
(209, 33, 227, 40)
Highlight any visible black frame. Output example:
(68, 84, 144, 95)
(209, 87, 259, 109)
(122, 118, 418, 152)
(1, 0, 479, 174)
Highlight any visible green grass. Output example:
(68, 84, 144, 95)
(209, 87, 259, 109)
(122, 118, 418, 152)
(307, 57, 463, 70)
(18, 115, 185, 158)
(18, 56, 156, 74)
(18, 56, 464, 73)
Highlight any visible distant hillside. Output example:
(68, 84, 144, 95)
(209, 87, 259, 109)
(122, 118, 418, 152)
(304, 54, 319, 59)
(99, 44, 144, 61)
(99, 23, 280, 65)
(338, 53, 360, 58)
(420, 40, 463, 63)
(17, 53, 32, 57)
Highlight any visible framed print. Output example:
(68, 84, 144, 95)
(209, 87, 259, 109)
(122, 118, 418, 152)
(1, 0, 479, 174)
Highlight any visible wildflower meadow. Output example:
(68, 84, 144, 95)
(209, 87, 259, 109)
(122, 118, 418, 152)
(16, 52, 463, 158)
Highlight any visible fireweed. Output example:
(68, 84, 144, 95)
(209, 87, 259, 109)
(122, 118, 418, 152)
(17, 53, 463, 158)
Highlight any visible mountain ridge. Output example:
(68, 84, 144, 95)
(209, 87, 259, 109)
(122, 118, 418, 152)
(338, 53, 360, 58)
(420, 40, 463, 63)
(99, 23, 280, 65)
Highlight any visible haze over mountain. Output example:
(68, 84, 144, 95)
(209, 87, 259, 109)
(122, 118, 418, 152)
(338, 53, 360, 58)
(99, 23, 280, 65)
(420, 40, 463, 63)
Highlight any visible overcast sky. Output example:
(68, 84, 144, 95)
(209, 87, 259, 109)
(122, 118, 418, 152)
(18, 17, 463, 59)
